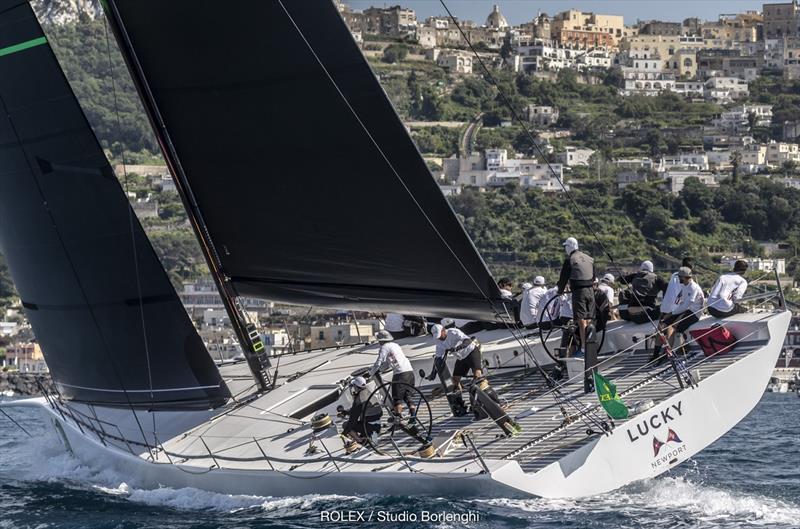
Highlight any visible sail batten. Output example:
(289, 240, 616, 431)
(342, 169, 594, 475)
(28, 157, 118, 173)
(0, 1, 230, 409)
(105, 0, 506, 321)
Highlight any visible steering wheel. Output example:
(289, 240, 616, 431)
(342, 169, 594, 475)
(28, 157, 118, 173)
(359, 380, 433, 457)
(537, 293, 606, 362)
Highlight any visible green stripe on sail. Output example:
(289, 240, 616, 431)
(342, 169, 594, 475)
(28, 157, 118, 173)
(594, 371, 629, 419)
(0, 36, 47, 58)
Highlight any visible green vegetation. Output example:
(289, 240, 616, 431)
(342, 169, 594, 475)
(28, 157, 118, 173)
(381, 43, 408, 63)
(44, 19, 157, 160)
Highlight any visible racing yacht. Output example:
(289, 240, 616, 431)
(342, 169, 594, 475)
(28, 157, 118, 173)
(0, 0, 790, 498)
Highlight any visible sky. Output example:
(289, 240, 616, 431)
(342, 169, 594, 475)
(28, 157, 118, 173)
(344, 0, 767, 24)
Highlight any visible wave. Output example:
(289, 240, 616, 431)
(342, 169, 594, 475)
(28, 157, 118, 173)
(94, 483, 361, 513)
(483, 475, 800, 527)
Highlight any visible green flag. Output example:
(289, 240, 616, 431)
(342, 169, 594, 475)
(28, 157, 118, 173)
(594, 371, 629, 420)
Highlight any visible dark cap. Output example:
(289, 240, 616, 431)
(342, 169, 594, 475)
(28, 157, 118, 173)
(733, 259, 748, 273)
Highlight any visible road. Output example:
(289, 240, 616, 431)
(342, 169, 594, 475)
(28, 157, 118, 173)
(460, 113, 483, 156)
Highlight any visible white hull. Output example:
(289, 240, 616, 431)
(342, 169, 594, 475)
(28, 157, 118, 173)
(7, 310, 790, 499)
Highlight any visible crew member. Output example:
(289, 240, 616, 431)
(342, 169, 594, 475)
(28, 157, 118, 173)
(660, 257, 694, 323)
(341, 376, 382, 445)
(369, 330, 416, 418)
(708, 260, 749, 318)
(557, 237, 595, 357)
(520, 276, 547, 328)
(598, 273, 617, 320)
(537, 285, 560, 330)
(498, 278, 514, 299)
(661, 266, 705, 352)
(429, 323, 482, 393)
(621, 260, 668, 309)
(593, 277, 611, 330)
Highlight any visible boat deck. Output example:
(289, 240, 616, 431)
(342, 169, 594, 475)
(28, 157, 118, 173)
(40, 312, 777, 478)
(415, 337, 765, 473)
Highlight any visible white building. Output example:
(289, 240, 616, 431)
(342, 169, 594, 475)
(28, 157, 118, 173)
(721, 257, 786, 275)
(739, 143, 769, 173)
(704, 77, 749, 103)
(510, 39, 587, 72)
(659, 152, 709, 172)
(666, 170, 716, 194)
(527, 105, 559, 126)
(766, 141, 800, 166)
(436, 50, 473, 74)
(444, 149, 564, 188)
(559, 146, 595, 167)
(263, 329, 291, 356)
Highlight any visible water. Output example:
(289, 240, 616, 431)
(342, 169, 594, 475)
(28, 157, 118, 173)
(0, 394, 798, 528)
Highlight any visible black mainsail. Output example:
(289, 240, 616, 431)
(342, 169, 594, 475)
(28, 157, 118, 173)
(103, 0, 506, 321)
(0, 0, 230, 409)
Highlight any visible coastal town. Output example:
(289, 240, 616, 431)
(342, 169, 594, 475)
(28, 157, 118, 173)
(1, 0, 800, 394)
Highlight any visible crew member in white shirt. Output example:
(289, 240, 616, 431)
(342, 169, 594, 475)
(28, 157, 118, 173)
(598, 273, 618, 320)
(520, 276, 547, 328)
(537, 286, 560, 330)
(428, 324, 482, 392)
(660, 257, 694, 322)
(369, 330, 416, 416)
(498, 277, 514, 299)
(708, 260, 749, 318)
(661, 266, 705, 351)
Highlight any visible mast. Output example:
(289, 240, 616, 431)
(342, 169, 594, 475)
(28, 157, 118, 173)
(102, 2, 269, 391)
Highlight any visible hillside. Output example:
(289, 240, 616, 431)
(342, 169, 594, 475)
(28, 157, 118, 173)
(1, 16, 800, 309)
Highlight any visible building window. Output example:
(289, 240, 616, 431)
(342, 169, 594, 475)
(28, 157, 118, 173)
(318, 331, 324, 340)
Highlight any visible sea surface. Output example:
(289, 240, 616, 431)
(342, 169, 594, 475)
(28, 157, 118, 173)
(0, 393, 798, 529)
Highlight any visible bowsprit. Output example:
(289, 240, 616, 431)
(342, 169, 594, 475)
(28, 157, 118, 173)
(626, 401, 684, 442)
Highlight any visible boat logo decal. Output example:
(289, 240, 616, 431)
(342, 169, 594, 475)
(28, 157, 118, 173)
(652, 428, 682, 456)
(626, 400, 683, 443)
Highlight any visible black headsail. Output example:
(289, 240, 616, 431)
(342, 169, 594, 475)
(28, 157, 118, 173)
(0, 1, 230, 409)
(103, 0, 506, 321)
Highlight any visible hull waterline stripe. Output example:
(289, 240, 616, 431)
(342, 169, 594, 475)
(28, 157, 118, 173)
(0, 36, 47, 58)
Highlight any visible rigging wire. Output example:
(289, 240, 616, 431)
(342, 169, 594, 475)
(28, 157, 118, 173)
(0, 407, 33, 438)
(102, 14, 159, 444)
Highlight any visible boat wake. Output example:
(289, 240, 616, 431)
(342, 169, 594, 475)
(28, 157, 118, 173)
(2, 408, 798, 528)
(483, 475, 800, 527)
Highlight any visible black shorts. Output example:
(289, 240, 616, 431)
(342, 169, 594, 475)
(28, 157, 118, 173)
(453, 346, 482, 377)
(708, 305, 746, 318)
(391, 371, 415, 405)
(673, 311, 699, 334)
(661, 312, 679, 327)
(572, 287, 595, 320)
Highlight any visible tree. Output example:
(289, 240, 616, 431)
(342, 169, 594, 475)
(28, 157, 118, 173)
(644, 129, 664, 158)
(679, 177, 715, 217)
(382, 44, 408, 64)
(731, 150, 742, 184)
(695, 209, 720, 235)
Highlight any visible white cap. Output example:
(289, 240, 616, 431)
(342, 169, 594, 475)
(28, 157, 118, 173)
(533, 275, 545, 286)
(521, 282, 533, 290)
(562, 237, 578, 248)
(430, 324, 444, 338)
(351, 376, 367, 389)
(640, 260, 654, 273)
(601, 273, 615, 284)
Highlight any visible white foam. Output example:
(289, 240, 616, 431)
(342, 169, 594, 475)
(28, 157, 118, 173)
(99, 484, 359, 513)
(482, 476, 800, 526)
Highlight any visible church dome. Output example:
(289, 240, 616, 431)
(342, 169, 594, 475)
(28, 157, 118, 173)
(485, 4, 508, 29)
